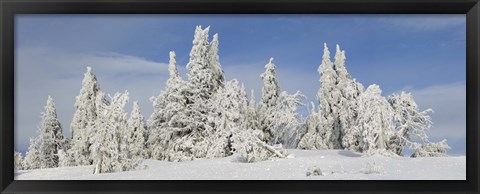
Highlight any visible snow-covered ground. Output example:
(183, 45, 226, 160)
(15, 149, 465, 180)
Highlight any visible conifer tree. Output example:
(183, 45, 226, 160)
(90, 91, 136, 174)
(355, 85, 396, 154)
(38, 96, 64, 168)
(333, 45, 364, 151)
(259, 58, 281, 144)
(206, 79, 248, 158)
(24, 137, 41, 169)
(69, 67, 107, 165)
(127, 101, 147, 159)
(147, 51, 190, 160)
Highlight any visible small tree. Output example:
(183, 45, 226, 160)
(411, 139, 450, 157)
(388, 92, 433, 155)
(127, 101, 147, 159)
(14, 151, 25, 170)
(24, 137, 41, 170)
(38, 96, 64, 168)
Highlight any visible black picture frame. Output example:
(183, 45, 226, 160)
(1, 0, 479, 193)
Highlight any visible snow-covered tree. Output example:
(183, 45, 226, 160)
(206, 79, 248, 158)
(355, 85, 396, 154)
(14, 151, 25, 170)
(24, 137, 41, 170)
(70, 67, 107, 166)
(147, 51, 190, 161)
(208, 33, 225, 89)
(298, 44, 341, 150)
(316, 43, 343, 149)
(270, 91, 306, 146)
(156, 26, 226, 161)
(333, 45, 365, 151)
(388, 92, 433, 155)
(186, 25, 219, 97)
(258, 58, 281, 144)
(37, 96, 64, 168)
(297, 102, 329, 150)
(126, 101, 147, 159)
(411, 139, 450, 157)
(90, 91, 137, 174)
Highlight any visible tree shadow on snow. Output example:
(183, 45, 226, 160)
(337, 150, 362, 157)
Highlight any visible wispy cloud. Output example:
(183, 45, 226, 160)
(379, 15, 465, 31)
(397, 82, 466, 154)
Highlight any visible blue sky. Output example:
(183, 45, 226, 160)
(14, 14, 466, 156)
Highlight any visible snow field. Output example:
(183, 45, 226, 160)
(16, 149, 465, 180)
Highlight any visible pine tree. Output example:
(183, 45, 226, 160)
(298, 44, 341, 150)
(333, 45, 365, 151)
(147, 51, 190, 161)
(160, 26, 226, 161)
(355, 85, 396, 154)
(127, 101, 147, 159)
(388, 92, 433, 155)
(69, 67, 107, 166)
(259, 58, 281, 144)
(90, 91, 137, 174)
(206, 79, 248, 158)
(24, 137, 41, 169)
(38, 96, 64, 168)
